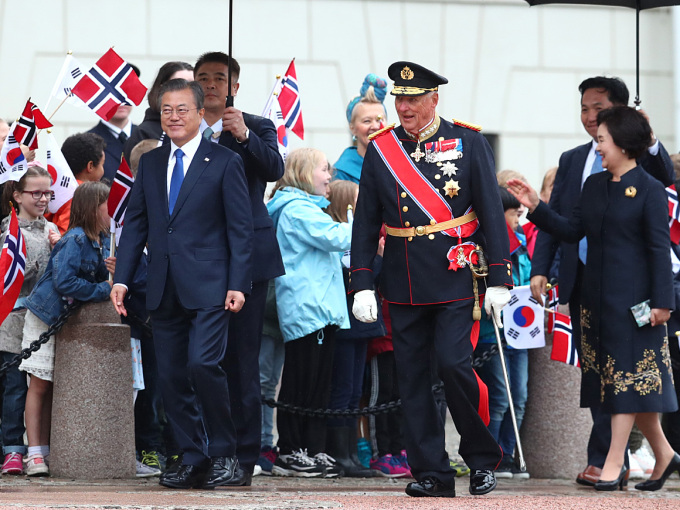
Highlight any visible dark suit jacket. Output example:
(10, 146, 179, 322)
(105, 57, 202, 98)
(114, 136, 253, 311)
(531, 141, 674, 304)
(217, 113, 285, 283)
(88, 121, 139, 182)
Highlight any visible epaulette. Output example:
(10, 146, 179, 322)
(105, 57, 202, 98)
(368, 123, 396, 141)
(452, 118, 482, 132)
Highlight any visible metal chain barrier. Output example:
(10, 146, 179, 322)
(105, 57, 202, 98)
(471, 343, 499, 368)
(0, 301, 81, 377)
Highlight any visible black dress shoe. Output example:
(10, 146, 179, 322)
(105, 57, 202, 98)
(159, 464, 209, 489)
(219, 464, 252, 486)
(405, 476, 456, 498)
(635, 452, 680, 491)
(594, 466, 628, 491)
(469, 469, 497, 495)
(202, 456, 239, 489)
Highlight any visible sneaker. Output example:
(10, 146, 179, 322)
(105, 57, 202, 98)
(136, 459, 161, 477)
(140, 450, 162, 471)
(511, 461, 530, 480)
(25, 454, 49, 477)
(257, 445, 278, 476)
(633, 446, 655, 479)
(253, 464, 262, 477)
(628, 450, 646, 479)
(2, 453, 24, 475)
(314, 452, 343, 478)
(394, 450, 412, 477)
(449, 458, 471, 477)
(272, 449, 326, 477)
(370, 454, 410, 478)
(495, 457, 513, 479)
(357, 438, 372, 468)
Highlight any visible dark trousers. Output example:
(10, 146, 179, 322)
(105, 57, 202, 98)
(0, 351, 27, 454)
(571, 263, 627, 468)
(134, 336, 163, 454)
(150, 275, 235, 467)
(222, 279, 268, 473)
(277, 327, 335, 456)
(389, 300, 502, 485)
(328, 337, 368, 427)
(368, 351, 404, 457)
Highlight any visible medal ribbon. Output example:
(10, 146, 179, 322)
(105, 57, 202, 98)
(373, 131, 478, 238)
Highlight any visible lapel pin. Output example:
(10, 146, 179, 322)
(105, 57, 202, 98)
(204, 157, 210, 162)
(625, 186, 637, 198)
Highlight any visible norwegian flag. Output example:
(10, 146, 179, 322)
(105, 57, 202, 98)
(550, 311, 579, 367)
(0, 208, 27, 325)
(0, 126, 28, 185)
(72, 48, 147, 122)
(45, 132, 79, 214)
(108, 156, 134, 224)
(546, 284, 559, 334)
(13, 99, 53, 150)
(667, 185, 680, 244)
(277, 60, 304, 140)
(262, 93, 289, 160)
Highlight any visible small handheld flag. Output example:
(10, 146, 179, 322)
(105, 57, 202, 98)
(108, 156, 134, 224)
(45, 132, 79, 214)
(0, 208, 26, 325)
(277, 60, 304, 140)
(0, 126, 27, 185)
(13, 99, 53, 150)
(550, 311, 579, 367)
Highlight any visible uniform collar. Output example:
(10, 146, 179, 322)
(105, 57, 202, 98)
(404, 115, 440, 143)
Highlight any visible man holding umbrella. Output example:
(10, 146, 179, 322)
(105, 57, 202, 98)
(351, 61, 513, 498)
(530, 76, 673, 485)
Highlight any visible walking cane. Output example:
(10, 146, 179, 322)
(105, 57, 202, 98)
(490, 307, 527, 472)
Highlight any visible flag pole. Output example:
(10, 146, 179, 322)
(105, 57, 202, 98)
(46, 93, 73, 123)
(109, 218, 116, 283)
(226, 0, 234, 108)
(261, 75, 282, 116)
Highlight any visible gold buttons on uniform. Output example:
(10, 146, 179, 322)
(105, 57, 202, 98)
(428, 234, 435, 240)
(430, 219, 436, 225)
(404, 221, 411, 227)
(402, 206, 408, 212)
(507, 270, 512, 276)
(435, 174, 441, 180)
(408, 237, 413, 242)
(506, 263, 511, 269)
(401, 192, 407, 198)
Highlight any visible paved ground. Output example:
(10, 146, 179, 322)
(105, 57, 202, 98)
(0, 474, 678, 510)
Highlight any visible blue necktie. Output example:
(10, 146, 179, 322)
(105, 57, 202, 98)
(168, 148, 184, 215)
(578, 152, 604, 264)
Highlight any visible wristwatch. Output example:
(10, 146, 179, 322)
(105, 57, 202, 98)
(237, 128, 250, 144)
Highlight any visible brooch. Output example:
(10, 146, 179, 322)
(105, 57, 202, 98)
(625, 186, 637, 198)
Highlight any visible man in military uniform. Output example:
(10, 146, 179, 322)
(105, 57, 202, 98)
(351, 61, 512, 498)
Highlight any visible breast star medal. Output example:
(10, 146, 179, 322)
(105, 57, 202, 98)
(443, 180, 460, 198)
(441, 162, 458, 177)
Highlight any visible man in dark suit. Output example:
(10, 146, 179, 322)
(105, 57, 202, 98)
(530, 76, 674, 485)
(193, 51, 285, 485)
(351, 61, 513, 498)
(111, 78, 253, 490)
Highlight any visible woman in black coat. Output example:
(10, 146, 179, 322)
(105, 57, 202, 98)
(507, 106, 679, 492)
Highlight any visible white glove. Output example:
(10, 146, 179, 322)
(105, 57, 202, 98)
(352, 290, 378, 323)
(485, 286, 511, 328)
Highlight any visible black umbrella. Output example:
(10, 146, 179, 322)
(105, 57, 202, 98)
(525, 1, 680, 106)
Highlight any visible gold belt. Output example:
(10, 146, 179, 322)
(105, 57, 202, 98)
(384, 211, 477, 238)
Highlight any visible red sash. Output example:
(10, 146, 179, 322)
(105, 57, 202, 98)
(373, 130, 478, 238)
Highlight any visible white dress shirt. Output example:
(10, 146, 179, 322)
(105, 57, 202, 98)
(167, 131, 202, 196)
(199, 118, 222, 143)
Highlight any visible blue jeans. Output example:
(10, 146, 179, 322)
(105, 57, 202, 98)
(259, 334, 285, 448)
(1, 351, 28, 455)
(476, 343, 528, 458)
(328, 337, 368, 427)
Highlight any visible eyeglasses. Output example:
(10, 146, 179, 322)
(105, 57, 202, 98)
(21, 190, 54, 200)
(160, 107, 199, 118)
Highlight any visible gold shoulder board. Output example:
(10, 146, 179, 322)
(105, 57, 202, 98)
(368, 123, 396, 141)
(452, 118, 482, 132)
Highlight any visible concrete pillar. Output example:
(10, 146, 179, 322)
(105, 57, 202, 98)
(521, 337, 592, 479)
(51, 301, 136, 479)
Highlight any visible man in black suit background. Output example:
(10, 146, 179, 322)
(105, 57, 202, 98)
(193, 51, 285, 485)
(530, 76, 674, 485)
(111, 78, 253, 489)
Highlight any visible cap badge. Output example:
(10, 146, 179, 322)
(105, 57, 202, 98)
(401, 66, 414, 80)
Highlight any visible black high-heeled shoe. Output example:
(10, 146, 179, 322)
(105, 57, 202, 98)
(594, 465, 628, 491)
(635, 452, 680, 491)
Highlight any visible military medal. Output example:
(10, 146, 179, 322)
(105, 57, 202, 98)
(410, 145, 425, 162)
(442, 162, 457, 177)
(443, 179, 460, 198)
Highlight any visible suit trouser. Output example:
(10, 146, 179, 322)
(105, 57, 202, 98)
(389, 300, 502, 486)
(570, 263, 627, 468)
(150, 275, 236, 467)
(222, 279, 268, 473)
